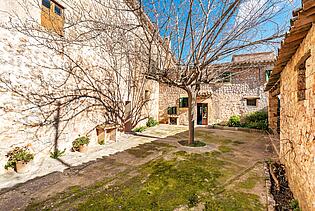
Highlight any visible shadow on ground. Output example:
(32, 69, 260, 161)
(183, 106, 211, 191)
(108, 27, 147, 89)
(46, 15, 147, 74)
(0, 126, 276, 210)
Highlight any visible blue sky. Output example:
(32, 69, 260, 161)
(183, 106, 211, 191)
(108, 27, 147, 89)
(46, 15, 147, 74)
(143, 0, 302, 63)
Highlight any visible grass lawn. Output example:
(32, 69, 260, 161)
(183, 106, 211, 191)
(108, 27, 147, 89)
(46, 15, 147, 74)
(24, 127, 272, 210)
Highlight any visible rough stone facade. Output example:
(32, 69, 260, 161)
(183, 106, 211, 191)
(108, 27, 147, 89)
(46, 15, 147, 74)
(159, 52, 274, 126)
(265, 1, 315, 209)
(0, 0, 160, 176)
(268, 25, 315, 210)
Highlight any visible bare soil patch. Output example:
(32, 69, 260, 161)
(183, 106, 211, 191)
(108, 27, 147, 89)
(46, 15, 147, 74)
(269, 162, 300, 211)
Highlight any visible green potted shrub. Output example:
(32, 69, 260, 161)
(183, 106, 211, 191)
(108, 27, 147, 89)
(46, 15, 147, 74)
(4, 146, 34, 173)
(72, 136, 90, 153)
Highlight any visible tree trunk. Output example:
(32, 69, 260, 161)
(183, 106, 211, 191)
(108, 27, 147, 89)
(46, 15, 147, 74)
(187, 89, 197, 145)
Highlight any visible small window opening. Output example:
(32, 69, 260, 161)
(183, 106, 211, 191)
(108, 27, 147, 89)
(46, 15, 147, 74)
(42, 0, 51, 9)
(144, 90, 150, 100)
(169, 117, 178, 125)
(179, 97, 189, 108)
(55, 5, 62, 16)
(265, 70, 272, 82)
(167, 107, 177, 115)
(220, 72, 232, 83)
(246, 99, 257, 106)
(297, 63, 306, 101)
(296, 50, 311, 101)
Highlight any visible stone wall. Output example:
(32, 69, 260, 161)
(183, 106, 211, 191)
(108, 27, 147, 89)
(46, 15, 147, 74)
(158, 58, 272, 126)
(0, 26, 124, 175)
(232, 52, 275, 63)
(277, 25, 315, 210)
(0, 0, 160, 176)
(207, 83, 267, 124)
(158, 84, 187, 125)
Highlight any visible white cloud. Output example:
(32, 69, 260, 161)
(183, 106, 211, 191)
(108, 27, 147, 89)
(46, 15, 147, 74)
(237, 0, 268, 23)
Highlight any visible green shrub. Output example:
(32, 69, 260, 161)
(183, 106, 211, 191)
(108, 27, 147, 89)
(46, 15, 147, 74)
(133, 126, 147, 133)
(244, 111, 268, 123)
(5, 146, 34, 170)
(227, 111, 268, 130)
(242, 111, 268, 130)
(72, 136, 90, 151)
(50, 149, 66, 159)
(228, 115, 241, 127)
(146, 117, 159, 127)
(289, 199, 300, 211)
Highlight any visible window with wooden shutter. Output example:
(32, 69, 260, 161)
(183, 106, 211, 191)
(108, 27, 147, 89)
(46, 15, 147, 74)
(41, 0, 65, 36)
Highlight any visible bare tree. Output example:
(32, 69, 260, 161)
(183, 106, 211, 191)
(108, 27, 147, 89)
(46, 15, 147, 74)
(134, 0, 291, 144)
(0, 0, 292, 148)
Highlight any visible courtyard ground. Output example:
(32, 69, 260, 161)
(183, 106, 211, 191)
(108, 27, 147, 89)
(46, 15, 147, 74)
(0, 125, 275, 210)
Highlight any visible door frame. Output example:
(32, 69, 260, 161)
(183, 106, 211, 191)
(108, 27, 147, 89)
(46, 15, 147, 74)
(197, 103, 208, 125)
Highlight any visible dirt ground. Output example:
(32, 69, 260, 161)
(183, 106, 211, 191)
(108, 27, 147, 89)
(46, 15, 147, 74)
(0, 126, 276, 210)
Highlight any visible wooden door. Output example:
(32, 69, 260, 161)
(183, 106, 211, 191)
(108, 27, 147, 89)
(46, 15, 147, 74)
(197, 103, 208, 125)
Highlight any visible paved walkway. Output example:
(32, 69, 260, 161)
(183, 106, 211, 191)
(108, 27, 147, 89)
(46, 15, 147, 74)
(0, 125, 187, 190)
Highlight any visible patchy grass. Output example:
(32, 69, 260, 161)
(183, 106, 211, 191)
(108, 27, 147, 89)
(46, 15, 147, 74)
(133, 126, 147, 132)
(218, 145, 232, 153)
(238, 175, 258, 189)
(27, 150, 264, 210)
(178, 140, 207, 147)
(126, 142, 174, 158)
(205, 191, 264, 210)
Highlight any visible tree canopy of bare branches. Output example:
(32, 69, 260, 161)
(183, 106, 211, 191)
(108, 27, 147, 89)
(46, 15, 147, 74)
(137, 0, 292, 143)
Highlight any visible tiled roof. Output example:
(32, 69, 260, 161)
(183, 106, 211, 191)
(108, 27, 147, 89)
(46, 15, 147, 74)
(265, 0, 315, 91)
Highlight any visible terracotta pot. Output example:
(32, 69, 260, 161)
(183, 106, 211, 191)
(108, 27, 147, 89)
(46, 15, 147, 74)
(79, 145, 88, 153)
(15, 161, 27, 173)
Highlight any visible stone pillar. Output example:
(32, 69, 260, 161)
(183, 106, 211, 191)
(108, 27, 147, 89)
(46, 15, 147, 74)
(268, 93, 278, 133)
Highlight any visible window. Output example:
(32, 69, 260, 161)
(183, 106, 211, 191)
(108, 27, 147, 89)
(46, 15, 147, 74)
(246, 99, 257, 106)
(169, 117, 178, 125)
(296, 51, 310, 102)
(220, 72, 232, 83)
(265, 70, 272, 82)
(144, 90, 150, 100)
(179, 97, 188, 108)
(297, 63, 306, 101)
(167, 107, 177, 115)
(54, 4, 62, 16)
(42, 0, 50, 9)
(41, 0, 65, 36)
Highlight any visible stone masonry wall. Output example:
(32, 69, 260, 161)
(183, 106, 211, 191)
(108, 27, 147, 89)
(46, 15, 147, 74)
(278, 25, 315, 210)
(0, 0, 160, 178)
(207, 83, 267, 124)
(0, 24, 125, 176)
(158, 59, 272, 125)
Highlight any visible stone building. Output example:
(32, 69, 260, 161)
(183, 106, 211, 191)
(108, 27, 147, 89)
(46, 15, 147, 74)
(159, 52, 274, 126)
(0, 0, 162, 175)
(265, 1, 315, 210)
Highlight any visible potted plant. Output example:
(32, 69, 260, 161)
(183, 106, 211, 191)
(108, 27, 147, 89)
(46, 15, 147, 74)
(72, 136, 90, 153)
(4, 146, 34, 173)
